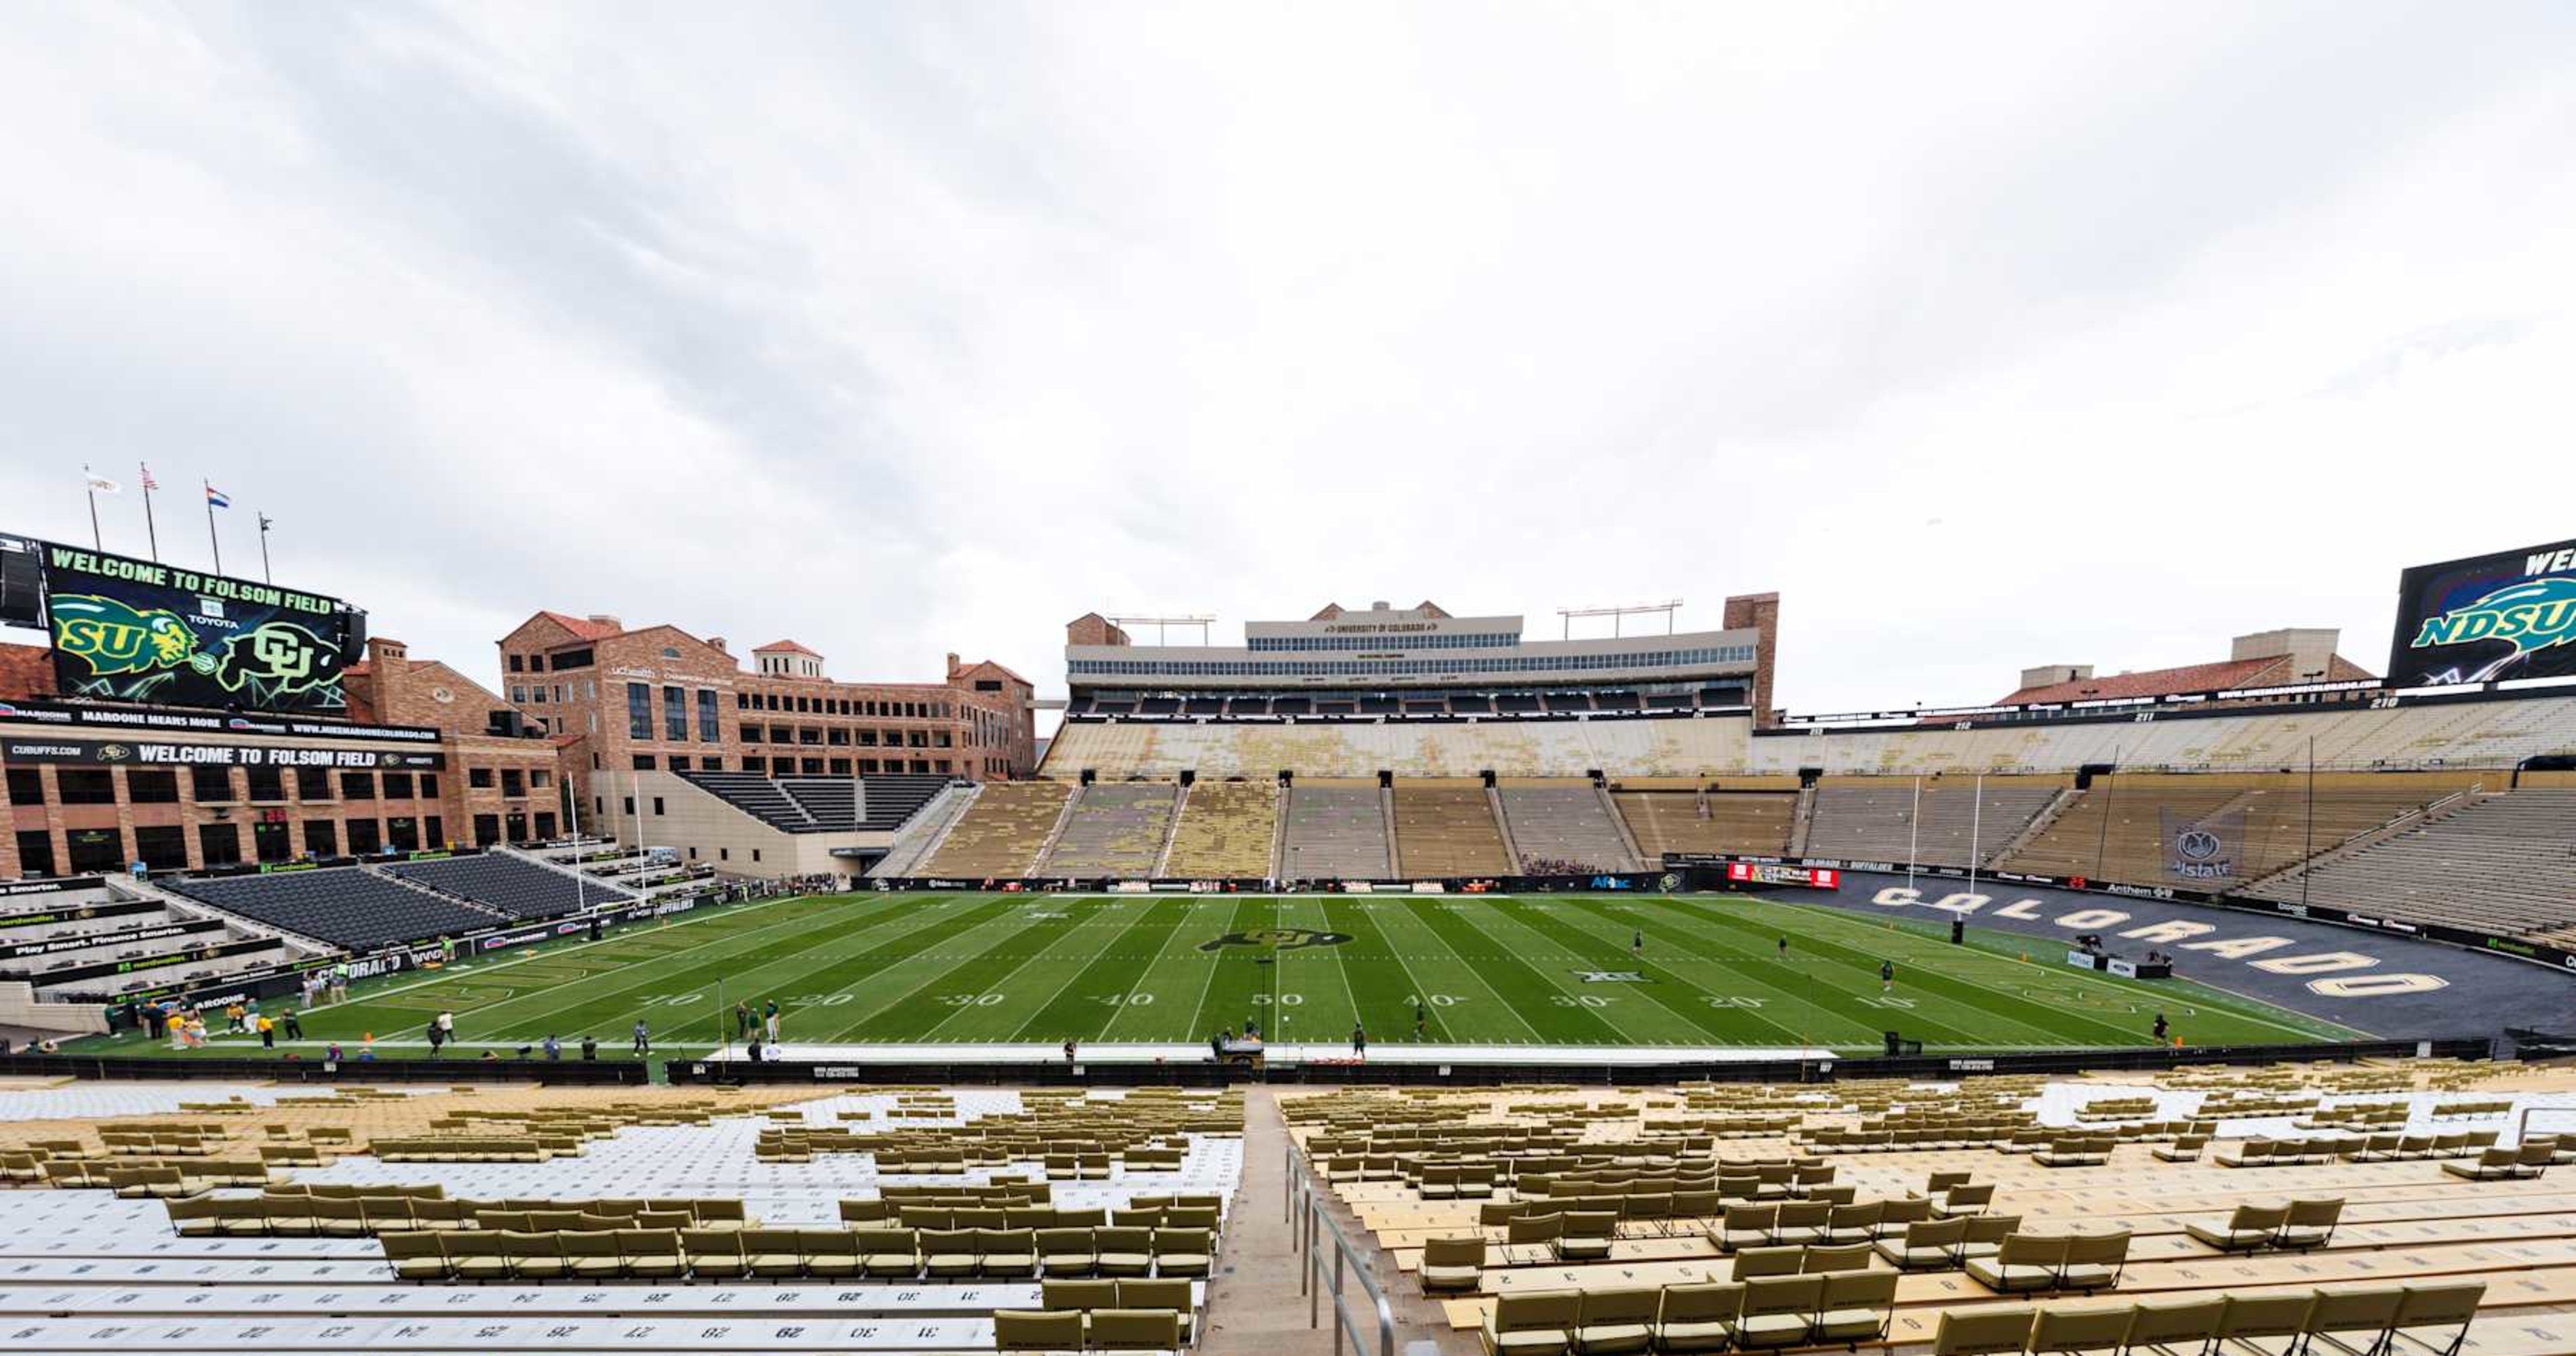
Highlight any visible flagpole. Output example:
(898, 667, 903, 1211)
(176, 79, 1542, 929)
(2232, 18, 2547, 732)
(203, 481, 224, 574)
(258, 514, 273, 583)
(83, 466, 102, 550)
(140, 465, 160, 561)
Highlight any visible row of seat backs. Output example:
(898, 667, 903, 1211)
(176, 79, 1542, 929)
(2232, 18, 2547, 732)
(843, 1203, 1220, 1231)
(1932, 1281, 2485, 1356)
(994, 1307, 1182, 1351)
(846, 1226, 1211, 1258)
(1487, 1272, 1899, 1340)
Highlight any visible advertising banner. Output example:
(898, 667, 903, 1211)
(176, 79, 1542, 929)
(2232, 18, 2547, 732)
(0, 696, 437, 743)
(36, 542, 362, 713)
(2389, 539, 2576, 685)
(2160, 807, 2241, 882)
(0, 736, 442, 770)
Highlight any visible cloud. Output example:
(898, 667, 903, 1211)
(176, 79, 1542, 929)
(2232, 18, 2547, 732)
(0, 0, 2570, 727)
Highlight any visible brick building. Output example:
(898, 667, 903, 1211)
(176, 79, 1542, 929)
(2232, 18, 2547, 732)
(494, 612, 1037, 829)
(0, 637, 571, 880)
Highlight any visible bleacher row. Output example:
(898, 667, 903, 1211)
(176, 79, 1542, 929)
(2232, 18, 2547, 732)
(897, 770, 2576, 942)
(1287, 1060, 2576, 1356)
(0, 1082, 1245, 1355)
(1038, 694, 2576, 780)
(679, 772, 958, 833)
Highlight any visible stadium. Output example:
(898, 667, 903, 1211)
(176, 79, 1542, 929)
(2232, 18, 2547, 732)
(3, 9, 2575, 1355)
(0, 523, 2572, 1356)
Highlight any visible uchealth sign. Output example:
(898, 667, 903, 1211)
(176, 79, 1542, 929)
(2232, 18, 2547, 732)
(1865, 884, 2451, 999)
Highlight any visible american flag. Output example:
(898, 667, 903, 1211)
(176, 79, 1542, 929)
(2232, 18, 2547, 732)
(139, 463, 159, 492)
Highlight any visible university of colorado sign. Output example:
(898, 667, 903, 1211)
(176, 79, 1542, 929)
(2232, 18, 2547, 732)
(1865, 885, 2449, 999)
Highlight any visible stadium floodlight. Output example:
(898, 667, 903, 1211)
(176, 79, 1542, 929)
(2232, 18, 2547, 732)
(1555, 600, 1684, 638)
(1105, 614, 1217, 645)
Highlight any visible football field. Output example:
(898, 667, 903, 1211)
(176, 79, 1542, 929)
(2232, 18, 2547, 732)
(100, 890, 2359, 1059)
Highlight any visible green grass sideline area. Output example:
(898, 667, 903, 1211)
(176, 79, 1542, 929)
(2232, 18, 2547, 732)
(81, 891, 2356, 1060)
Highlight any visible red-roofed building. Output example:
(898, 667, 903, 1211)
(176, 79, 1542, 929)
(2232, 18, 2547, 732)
(2000, 629, 2377, 706)
(496, 612, 1037, 827)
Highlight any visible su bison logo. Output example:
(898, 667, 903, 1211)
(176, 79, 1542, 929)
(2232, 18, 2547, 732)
(49, 595, 199, 677)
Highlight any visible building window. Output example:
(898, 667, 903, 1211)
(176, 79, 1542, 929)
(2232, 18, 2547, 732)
(345, 818, 380, 854)
(253, 820, 291, 864)
(651, 797, 664, 816)
(742, 755, 764, 774)
(57, 769, 115, 805)
(127, 770, 180, 805)
(627, 681, 652, 739)
(188, 765, 235, 803)
(501, 769, 525, 797)
(531, 770, 550, 789)
(554, 647, 592, 670)
(5, 768, 43, 806)
(386, 817, 419, 852)
(508, 654, 524, 673)
(304, 820, 338, 858)
(632, 755, 656, 771)
(381, 772, 414, 800)
(668, 755, 690, 772)
(134, 824, 186, 871)
(828, 758, 850, 776)
(420, 773, 439, 799)
(534, 812, 556, 838)
(719, 847, 729, 862)
(16, 829, 56, 876)
(425, 815, 444, 845)
(664, 685, 687, 741)
(473, 814, 500, 846)
(700, 757, 721, 771)
(698, 689, 719, 742)
(622, 796, 635, 816)
(296, 766, 332, 800)
(742, 725, 762, 743)
(752, 848, 761, 862)
(340, 772, 375, 800)
(470, 767, 495, 789)
(245, 766, 285, 802)
(195, 823, 240, 868)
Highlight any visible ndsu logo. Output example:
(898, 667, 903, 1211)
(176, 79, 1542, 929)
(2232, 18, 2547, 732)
(1199, 928, 1350, 953)
(2413, 578, 2576, 660)
(50, 595, 198, 677)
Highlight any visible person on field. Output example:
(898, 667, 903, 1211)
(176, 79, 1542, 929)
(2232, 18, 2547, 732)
(1064, 1038, 1077, 1066)
(425, 1018, 445, 1058)
(543, 1034, 561, 1060)
(436, 1010, 456, 1045)
(1633, 930, 1644, 959)
(1880, 960, 1895, 994)
(1777, 936, 1789, 960)
(632, 1020, 651, 1056)
(2152, 1012, 2169, 1042)
(735, 1002, 752, 1040)
(1415, 1004, 1428, 1041)
(1351, 1024, 1367, 1057)
(281, 1010, 303, 1041)
(256, 1015, 275, 1049)
(763, 999, 780, 1043)
(580, 1035, 598, 1060)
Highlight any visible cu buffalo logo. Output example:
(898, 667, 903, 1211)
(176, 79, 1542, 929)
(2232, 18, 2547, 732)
(1199, 928, 1351, 953)
(197, 621, 338, 698)
(95, 744, 133, 763)
(2175, 829, 2222, 862)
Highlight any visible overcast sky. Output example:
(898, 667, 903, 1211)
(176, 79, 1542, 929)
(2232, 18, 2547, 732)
(3, 1, 2572, 729)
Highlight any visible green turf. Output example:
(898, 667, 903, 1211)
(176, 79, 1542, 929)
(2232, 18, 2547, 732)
(87, 891, 2360, 1060)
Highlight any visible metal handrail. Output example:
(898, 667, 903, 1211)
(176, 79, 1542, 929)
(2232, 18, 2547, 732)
(1285, 1141, 1396, 1356)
